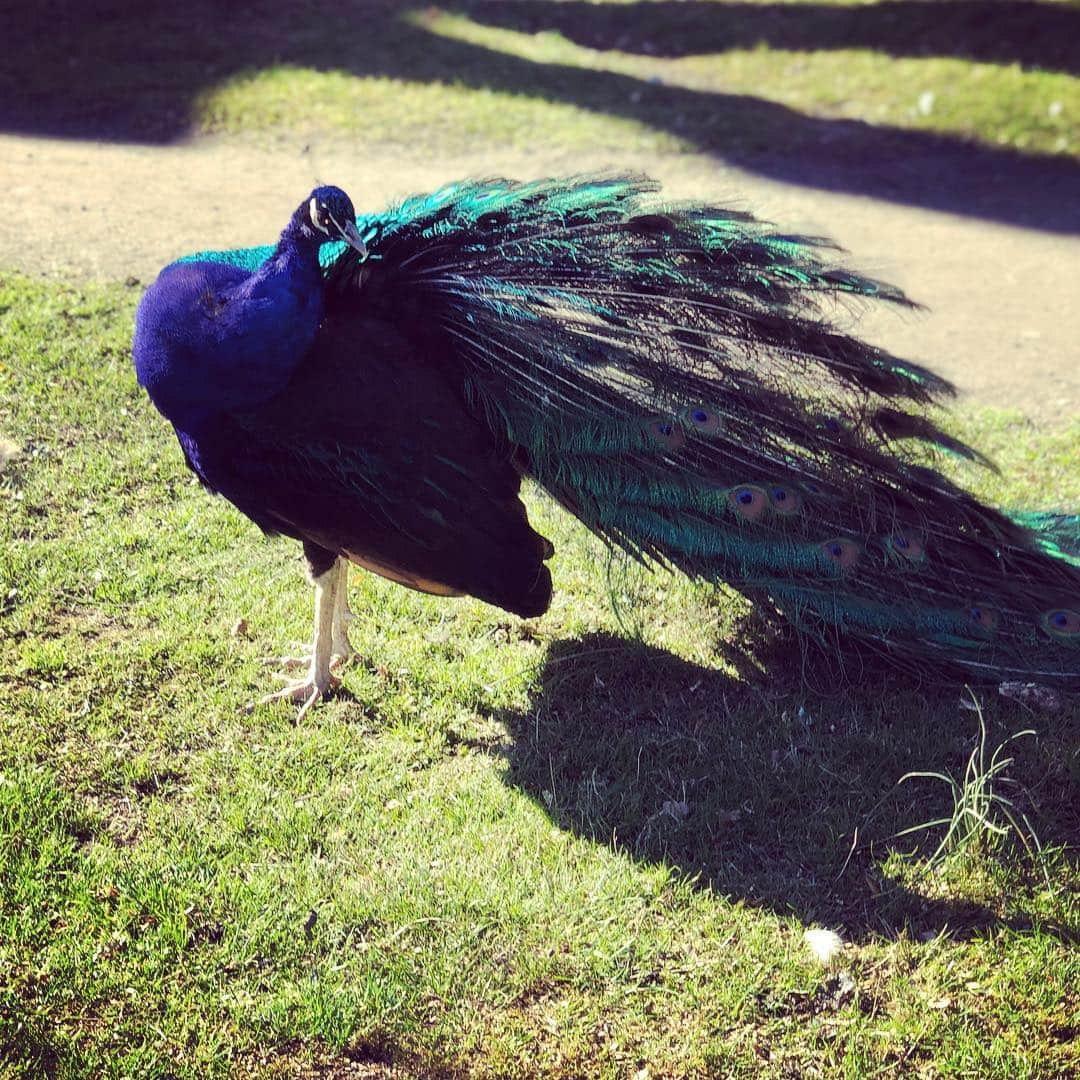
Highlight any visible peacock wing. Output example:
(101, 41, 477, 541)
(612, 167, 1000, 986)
(190, 311, 552, 618)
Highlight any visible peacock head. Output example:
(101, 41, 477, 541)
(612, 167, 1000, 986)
(293, 185, 367, 257)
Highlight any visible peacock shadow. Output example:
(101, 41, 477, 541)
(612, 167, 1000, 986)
(483, 630, 1079, 945)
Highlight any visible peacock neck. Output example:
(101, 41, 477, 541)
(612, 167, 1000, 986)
(135, 219, 332, 431)
(257, 219, 323, 288)
(276, 206, 326, 263)
(229, 208, 329, 315)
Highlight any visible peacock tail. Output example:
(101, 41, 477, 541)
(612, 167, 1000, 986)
(184, 174, 1080, 686)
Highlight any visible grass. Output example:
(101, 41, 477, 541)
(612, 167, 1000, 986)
(1, 265, 1078, 1078)
(5, 1, 1079, 160)
(2, 0, 1079, 1072)
(894, 702, 1046, 880)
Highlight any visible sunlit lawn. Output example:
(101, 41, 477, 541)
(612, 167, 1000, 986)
(2, 1, 1079, 1075)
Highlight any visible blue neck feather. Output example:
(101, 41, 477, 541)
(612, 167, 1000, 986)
(133, 204, 330, 431)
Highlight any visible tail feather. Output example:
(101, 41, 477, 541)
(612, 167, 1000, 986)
(192, 174, 1080, 685)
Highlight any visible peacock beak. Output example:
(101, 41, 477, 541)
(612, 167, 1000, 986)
(338, 219, 368, 259)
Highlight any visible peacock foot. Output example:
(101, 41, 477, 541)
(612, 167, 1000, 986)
(260, 642, 313, 671)
(258, 668, 342, 722)
(246, 558, 357, 719)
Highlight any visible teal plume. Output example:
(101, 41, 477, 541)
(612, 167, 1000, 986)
(137, 175, 1079, 708)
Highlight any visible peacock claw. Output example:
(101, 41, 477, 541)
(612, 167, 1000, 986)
(258, 670, 342, 721)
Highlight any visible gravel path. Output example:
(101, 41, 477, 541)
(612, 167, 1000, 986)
(3, 131, 1077, 422)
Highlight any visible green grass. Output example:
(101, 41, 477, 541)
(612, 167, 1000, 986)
(6, 1, 1079, 160)
(1, 264, 1078, 1078)
(3, 5, 1080, 1070)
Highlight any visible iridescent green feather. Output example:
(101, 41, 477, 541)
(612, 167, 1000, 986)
(180, 174, 1080, 684)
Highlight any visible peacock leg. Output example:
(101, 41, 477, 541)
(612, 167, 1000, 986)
(260, 560, 341, 719)
(330, 559, 357, 664)
(264, 558, 355, 672)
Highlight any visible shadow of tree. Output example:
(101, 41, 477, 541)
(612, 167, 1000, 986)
(491, 632, 1079, 944)
(462, 0, 1080, 75)
(4, 1, 1079, 232)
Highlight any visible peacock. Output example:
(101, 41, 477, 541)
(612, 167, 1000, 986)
(133, 175, 1080, 715)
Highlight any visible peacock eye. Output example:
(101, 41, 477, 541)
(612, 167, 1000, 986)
(887, 531, 925, 563)
(644, 416, 685, 450)
(820, 537, 860, 570)
(964, 604, 999, 633)
(1041, 608, 1080, 637)
(726, 484, 767, 521)
(309, 197, 331, 233)
(686, 404, 721, 434)
(764, 484, 801, 517)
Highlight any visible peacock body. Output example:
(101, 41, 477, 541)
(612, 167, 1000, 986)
(133, 175, 1080, 711)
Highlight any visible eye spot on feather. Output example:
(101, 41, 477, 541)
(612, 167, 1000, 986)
(965, 604, 1000, 634)
(768, 485, 802, 517)
(1042, 608, 1080, 639)
(820, 538, 860, 570)
(645, 417, 686, 451)
(887, 532, 926, 563)
(727, 485, 767, 521)
(686, 406, 722, 434)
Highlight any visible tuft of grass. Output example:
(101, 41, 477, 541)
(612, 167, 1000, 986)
(894, 698, 1049, 884)
(1, 271, 1078, 1076)
(195, 64, 674, 158)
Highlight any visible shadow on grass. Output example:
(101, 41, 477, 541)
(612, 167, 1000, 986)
(495, 631, 1079, 944)
(463, 0, 1080, 74)
(4, 1, 1080, 232)
(0, 1004, 64, 1079)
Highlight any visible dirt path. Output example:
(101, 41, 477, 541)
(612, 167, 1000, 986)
(3, 131, 1077, 423)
